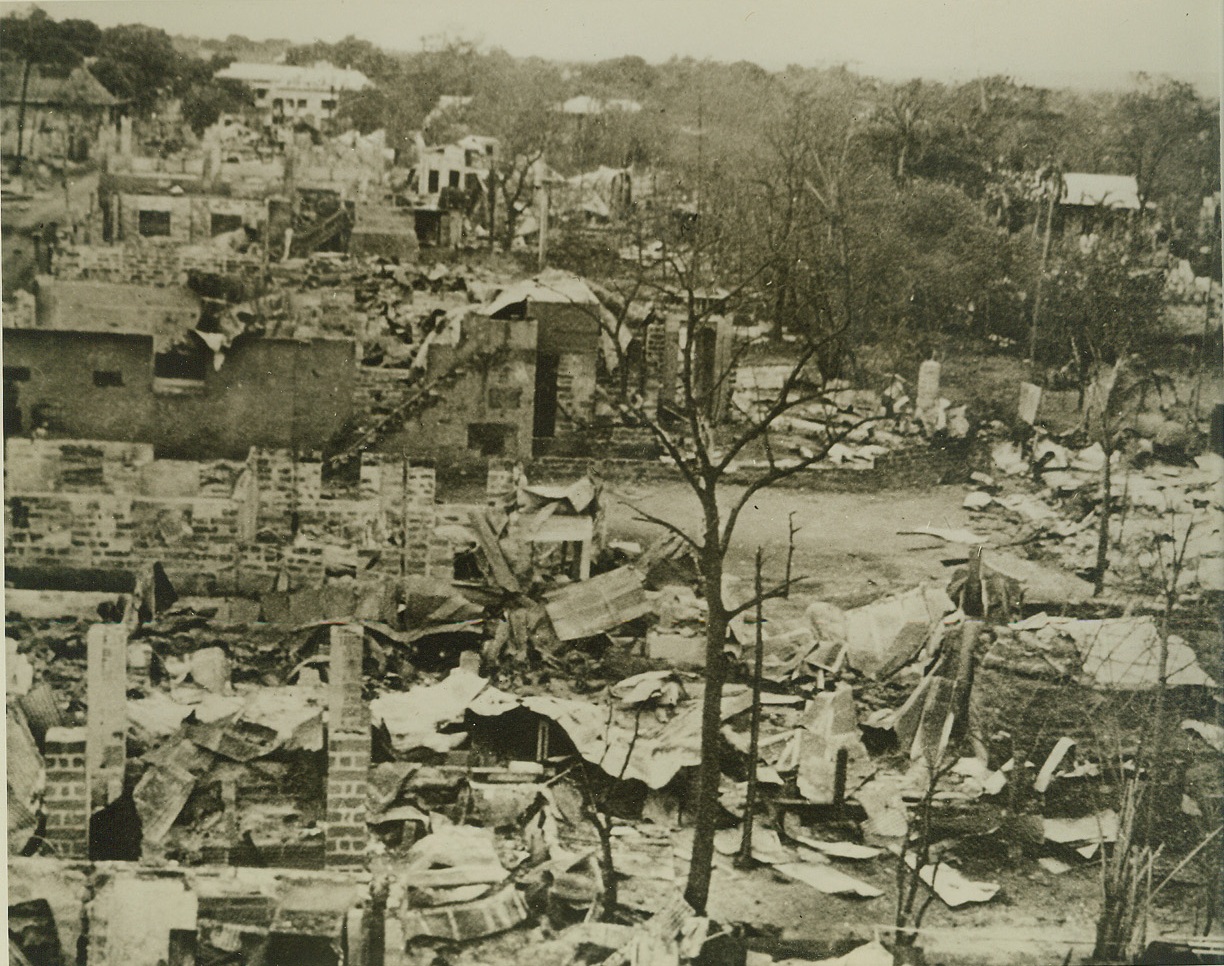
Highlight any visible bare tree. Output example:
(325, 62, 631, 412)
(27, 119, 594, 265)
(584, 141, 877, 913)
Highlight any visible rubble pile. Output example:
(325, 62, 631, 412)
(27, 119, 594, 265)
(731, 363, 973, 470)
(978, 438, 1224, 596)
(7, 452, 1221, 965)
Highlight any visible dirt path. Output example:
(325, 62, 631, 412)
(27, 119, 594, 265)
(603, 480, 1007, 605)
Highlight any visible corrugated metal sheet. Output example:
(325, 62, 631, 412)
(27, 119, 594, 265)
(544, 566, 651, 641)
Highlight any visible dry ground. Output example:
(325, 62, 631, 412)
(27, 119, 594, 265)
(603, 480, 1003, 606)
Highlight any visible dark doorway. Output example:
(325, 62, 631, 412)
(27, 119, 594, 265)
(533, 351, 559, 439)
(89, 793, 142, 861)
(210, 212, 244, 236)
(265, 934, 339, 966)
(154, 340, 210, 382)
(467, 422, 515, 457)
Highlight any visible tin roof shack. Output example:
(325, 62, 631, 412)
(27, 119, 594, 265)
(0, 64, 121, 163)
(554, 166, 633, 224)
(3, 278, 356, 459)
(1056, 172, 1142, 237)
(483, 272, 603, 455)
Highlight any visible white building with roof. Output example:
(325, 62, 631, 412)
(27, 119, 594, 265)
(1059, 173, 1142, 210)
(414, 134, 498, 202)
(1057, 172, 1143, 236)
(215, 61, 371, 128)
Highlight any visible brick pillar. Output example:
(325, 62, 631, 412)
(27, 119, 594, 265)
(43, 727, 89, 858)
(326, 624, 369, 869)
(86, 624, 127, 810)
(403, 466, 435, 577)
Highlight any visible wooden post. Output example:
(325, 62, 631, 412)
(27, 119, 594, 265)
(400, 453, 408, 577)
(784, 512, 799, 598)
(578, 536, 593, 581)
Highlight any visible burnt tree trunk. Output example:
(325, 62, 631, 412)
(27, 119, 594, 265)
(685, 528, 729, 913)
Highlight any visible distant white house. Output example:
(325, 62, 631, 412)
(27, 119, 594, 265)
(559, 95, 642, 116)
(415, 134, 498, 201)
(215, 61, 371, 127)
(1059, 173, 1142, 210)
(1057, 172, 1143, 236)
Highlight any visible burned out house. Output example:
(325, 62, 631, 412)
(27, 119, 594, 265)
(481, 272, 604, 452)
(96, 171, 270, 246)
(3, 276, 356, 458)
(214, 61, 372, 131)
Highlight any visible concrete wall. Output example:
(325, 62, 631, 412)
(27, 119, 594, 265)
(154, 337, 357, 459)
(3, 329, 159, 441)
(4, 439, 455, 595)
(3, 329, 357, 460)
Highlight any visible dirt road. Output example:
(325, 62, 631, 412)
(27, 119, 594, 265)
(602, 479, 1007, 605)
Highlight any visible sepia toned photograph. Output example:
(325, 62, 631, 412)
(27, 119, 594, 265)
(1, 2, 1221, 963)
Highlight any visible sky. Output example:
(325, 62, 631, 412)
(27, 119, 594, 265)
(16, 0, 1224, 93)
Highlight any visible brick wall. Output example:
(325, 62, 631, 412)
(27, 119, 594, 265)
(644, 317, 679, 413)
(325, 625, 369, 869)
(351, 319, 537, 466)
(5, 439, 456, 596)
(52, 243, 262, 287)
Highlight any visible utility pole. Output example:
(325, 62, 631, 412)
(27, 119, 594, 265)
(537, 165, 550, 271)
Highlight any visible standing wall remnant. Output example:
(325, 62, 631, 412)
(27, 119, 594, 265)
(326, 624, 370, 869)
